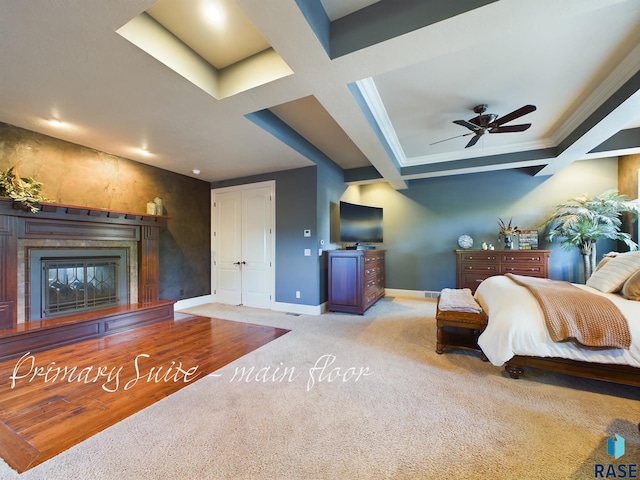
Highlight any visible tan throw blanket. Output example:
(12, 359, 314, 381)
(505, 274, 631, 350)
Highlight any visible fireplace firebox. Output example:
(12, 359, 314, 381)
(30, 249, 129, 320)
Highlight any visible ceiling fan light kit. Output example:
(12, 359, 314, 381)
(434, 104, 537, 148)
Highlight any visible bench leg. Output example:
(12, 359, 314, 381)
(505, 364, 524, 379)
(436, 326, 444, 354)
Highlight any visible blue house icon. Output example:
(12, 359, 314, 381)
(607, 434, 625, 460)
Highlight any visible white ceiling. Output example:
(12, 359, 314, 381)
(0, 0, 639, 189)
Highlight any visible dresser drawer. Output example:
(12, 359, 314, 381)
(458, 253, 499, 263)
(500, 264, 545, 276)
(364, 266, 379, 280)
(460, 272, 498, 290)
(459, 263, 499, 274)
(500, 253, 546, 265)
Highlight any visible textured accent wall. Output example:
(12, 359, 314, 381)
(619, 154, 640, 199)
(618, 154, 640, 243)
(0, 122, 210, 301)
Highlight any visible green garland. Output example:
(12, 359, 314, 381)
(0, 165, 49, 213)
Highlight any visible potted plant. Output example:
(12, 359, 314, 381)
(541, 189, 640, 282)
(0, 164, 49, 213)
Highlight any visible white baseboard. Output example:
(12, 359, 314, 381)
(174, 296, 325, 316)
(174, 291, 440, 316)
(271, 301, 326, 316)
(385, 288, 440, 299)
(174, 295, 213, 311)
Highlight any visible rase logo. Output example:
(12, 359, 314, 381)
(608, 435, 625, 460)
(594, 434, 637, 479)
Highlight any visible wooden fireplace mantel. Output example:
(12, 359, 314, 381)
(0, 197, 170, 224)
(0, 197, 169, 330)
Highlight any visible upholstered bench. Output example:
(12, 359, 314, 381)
(435, 289, 488, 360)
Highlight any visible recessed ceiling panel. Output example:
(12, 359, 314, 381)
(371, 0, 640, 164)
(270, 96, 371, 170)
(117, 0, 293, 100)
(147, 0, 271, 69)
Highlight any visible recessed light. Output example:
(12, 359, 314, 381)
(134, 147, 153, 157)
(47, 118, 67, 128)
(204, 3, 223, 25)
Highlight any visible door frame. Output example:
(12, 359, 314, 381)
(211, 180, 276, 308)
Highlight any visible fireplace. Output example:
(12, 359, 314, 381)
(0, 198, 167, 330)
(0, 199, 174, 362)
(29, 248, 129, 320)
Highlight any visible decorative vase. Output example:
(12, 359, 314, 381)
(504, 235, 512, 250)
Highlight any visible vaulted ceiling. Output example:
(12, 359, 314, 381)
(1, 0, 639, 189)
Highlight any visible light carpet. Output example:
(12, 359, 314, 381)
(1, 297, 638, 479)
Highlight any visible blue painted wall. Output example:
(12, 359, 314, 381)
(213, 157, 621, 306)
(211, 166, 324, 306)
(355, 158, 619, 289)
(317, 160, 348, 301)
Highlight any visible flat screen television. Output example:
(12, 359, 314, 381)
(339, 201, 383, 244)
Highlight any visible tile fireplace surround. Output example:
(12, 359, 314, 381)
(0, 197, 168, 330)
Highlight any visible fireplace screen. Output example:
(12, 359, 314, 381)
(43, 257, 120, 317)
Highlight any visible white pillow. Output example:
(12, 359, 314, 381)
(594, 256, 612, 272)
(586, 251, 640, 293)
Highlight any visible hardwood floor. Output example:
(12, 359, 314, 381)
(0, 312, 289, 473)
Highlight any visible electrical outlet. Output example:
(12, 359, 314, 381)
(295, 291, 300, 298)
(304, 249, 311, 256)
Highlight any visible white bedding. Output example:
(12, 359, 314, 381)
(475, 275, 640, 368)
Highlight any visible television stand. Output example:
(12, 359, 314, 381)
(328, 250, 385, 314)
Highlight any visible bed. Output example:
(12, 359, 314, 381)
(474, 252, 640, 387)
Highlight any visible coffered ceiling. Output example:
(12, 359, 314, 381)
(0, 0, 638, 189)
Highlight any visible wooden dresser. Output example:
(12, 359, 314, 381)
(328, 250, 385, 314)
(455, 249, 550, 292)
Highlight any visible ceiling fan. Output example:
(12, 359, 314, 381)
(432, 104, 537, 148)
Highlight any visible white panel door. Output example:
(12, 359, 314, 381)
(214, 190, 243, 305)
(212, 182, 274, 308)
(241, 186, 272, 308)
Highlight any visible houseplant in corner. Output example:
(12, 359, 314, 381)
(0, 163, 49, 212)
(541, 189, 640, 282)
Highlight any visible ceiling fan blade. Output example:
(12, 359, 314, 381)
(465, 134, 481, 148)
(453, 119, 480, 132)
(491, 105, 536, 127)
(489, 123, 532, 133)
